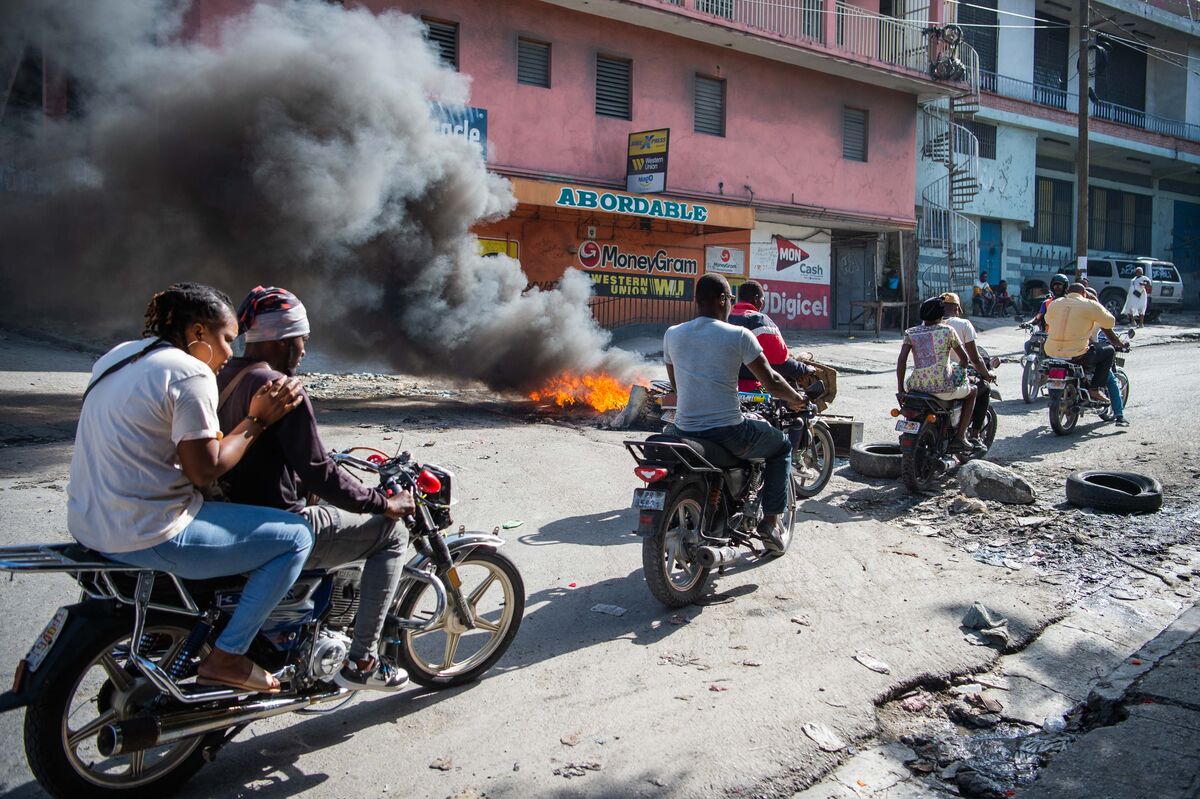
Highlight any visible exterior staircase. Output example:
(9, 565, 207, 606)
(917, 31, 983, 300)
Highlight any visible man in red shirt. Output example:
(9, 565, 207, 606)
(728, 280, 812, 392)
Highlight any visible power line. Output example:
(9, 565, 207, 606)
(948, 1, 1070, 27)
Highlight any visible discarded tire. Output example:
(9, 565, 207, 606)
(849, 442, 903, 479)
(1065, 470, 1163, 513)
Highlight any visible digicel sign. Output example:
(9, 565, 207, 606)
(760, 281, 830, 330)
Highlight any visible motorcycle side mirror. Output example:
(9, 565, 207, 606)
(804, 379, 827, 401)
(1125, 329, 1136, 339)
(989, 356, 1002, 369)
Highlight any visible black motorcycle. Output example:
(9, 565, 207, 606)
(624, 382, 828, 608)
(0, 450, 524, 798)
(1019, 323, 1049, 403)
(1043, 330, 1133, 435)
(893, 361, 999, 493)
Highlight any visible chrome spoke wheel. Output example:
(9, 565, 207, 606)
(662, 498, 704, 591)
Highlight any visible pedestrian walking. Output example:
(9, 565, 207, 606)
(1121, 267, 1152, 328)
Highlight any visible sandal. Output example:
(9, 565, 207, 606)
(197, 656, 281, 694)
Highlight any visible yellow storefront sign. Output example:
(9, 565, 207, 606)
(479, 237, 519, 258)
(628, 129, 669, 156)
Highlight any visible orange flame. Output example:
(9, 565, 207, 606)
(529, 372, 631, 413)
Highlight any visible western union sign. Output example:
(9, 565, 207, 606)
(626, 128, 669, 194)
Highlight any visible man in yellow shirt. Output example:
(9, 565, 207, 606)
(1044, 283, 1128, 405)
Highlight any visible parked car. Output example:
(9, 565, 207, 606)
(1083, 257, 1184, 322)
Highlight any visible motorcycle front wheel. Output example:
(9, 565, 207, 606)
(1021, 362, 1040, 403)
(24, 617, 214, 799)
(392, 549, 525, 688)
(792, 423, 836, 499)
(1048, 394, 1079, 435)
(643, 485, 713, 608)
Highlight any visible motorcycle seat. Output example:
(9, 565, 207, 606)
(645, 433, 748, 469)
(903, 392, 955, 409)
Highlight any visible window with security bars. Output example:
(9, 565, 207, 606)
(842, 107, 867, 162)
(1022, 176, 1073, 247)
(955, 121, 997, 160)
(696, 0, 734, 18)
(694, 75, 725, 137)
(422, 18, 458, 70)
(1089, 187, 1151, 254)
(960, 0, 997, 91)
(517, 38, 550, 88)
(595, 55, 632, 119)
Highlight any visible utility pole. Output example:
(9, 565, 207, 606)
(1074, 2, 1089, 279)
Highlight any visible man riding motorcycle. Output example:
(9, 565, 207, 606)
(217, 286, 417, 692)
(663, 274, 808, 551)
(1030, 273, 1069, 331)
(940, 292, 997, 448)
(1043, 283, 1131, 426)
(728, 279, 813, 392)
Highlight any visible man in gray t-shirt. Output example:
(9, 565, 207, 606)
(663, 274, 808, 550)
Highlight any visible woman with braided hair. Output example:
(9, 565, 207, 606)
(67, 282, 312, 693)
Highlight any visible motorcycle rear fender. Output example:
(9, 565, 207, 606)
(899, 431, 921, 449)
(0, 599, 126, 713)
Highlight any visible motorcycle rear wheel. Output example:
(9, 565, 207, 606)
(643, 486, 713, 608)
(392, 549, 525, 688)
(900, 428, 940, 493)
(24, 618, 214, 799)
(792, 423, 836, 499)
(1048, 395, 1079, 435)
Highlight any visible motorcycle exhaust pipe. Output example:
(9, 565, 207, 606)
(695, 545, 739, 568)
(97, 688, 345, 757)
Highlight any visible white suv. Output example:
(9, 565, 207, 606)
(1083, 257, 1184, 321)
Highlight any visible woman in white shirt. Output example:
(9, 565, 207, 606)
(1121, 267, 1152, 328)
(67, 283, 310, 693)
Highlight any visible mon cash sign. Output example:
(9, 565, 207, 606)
(556, 187, 708, 223)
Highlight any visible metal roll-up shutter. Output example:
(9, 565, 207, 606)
(596, 55, 632, 119)
(843, 107, 867, 161)
(517, 39, 550, 88)
(694, 76, 725, 136)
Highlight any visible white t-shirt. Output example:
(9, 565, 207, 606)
(943, 316, 976, 365)
(67, 339, 221, 554)
(663, 317, 763, 432)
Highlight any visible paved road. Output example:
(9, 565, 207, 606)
(0, 331, 1194, 798)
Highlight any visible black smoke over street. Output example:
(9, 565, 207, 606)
(0, 0, 638, 390)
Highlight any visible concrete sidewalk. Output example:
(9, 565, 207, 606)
(1021, 603, 1200, 799)
(613, 313, 1200, 376)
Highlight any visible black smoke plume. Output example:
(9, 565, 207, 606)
(0, 0, 639, 390)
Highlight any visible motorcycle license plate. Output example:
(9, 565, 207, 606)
(895, 420, 921, 434)
(1047, 380, 1066, 390)
(24, 607, 69, 673)
(632, 489, 667, 511)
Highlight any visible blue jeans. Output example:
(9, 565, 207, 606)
(678, 418, 792, 515)
(105, 501, 313, 655)
(1107, 371, 1125, 418)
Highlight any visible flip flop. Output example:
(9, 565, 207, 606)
(197, 659, 281, 694)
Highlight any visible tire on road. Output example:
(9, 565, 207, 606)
(849, 442, 903, 479)
(1065, 470, 1163, 513)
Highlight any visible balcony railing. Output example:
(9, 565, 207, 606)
(659, 0, 935, 75)
(981, 70, 1200, 143)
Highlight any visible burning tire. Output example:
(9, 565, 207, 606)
(849, 442, 903, 479)
(1066, 471, 1163, 513)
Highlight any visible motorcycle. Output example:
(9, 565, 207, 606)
(1043, 331, 1133, 435)
(892, 358, 1001, 493)
(0, 449, 524, 798)
(1018, 322, 1049, 403)
(624, 381, 829, 608)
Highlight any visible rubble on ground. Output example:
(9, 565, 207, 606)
(958, 461, 1036, 505)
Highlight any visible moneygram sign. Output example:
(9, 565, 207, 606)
(555, 187, 708, 223)
(577, 240, 698, 275)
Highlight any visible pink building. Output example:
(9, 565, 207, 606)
(374, 0, 960, 330)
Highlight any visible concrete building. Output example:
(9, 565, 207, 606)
(357, 0, 972, 331)
(917, 0, 1200, 312)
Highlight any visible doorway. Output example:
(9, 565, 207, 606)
(979, 219, 1002, 283)
(834, 244, 874, 327)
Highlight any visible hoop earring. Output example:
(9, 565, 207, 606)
(186, 339, 214, 366)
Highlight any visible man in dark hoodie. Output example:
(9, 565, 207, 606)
(217, 286, 415, 693)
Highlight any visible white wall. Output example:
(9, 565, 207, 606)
(995, 0, 1035, 84)
(964, 124, 1037, 223)
(1190, 44, 1200, 127)
(1146, 32, 1190, 119)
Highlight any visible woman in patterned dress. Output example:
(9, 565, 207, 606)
(896, 297, 983, 453)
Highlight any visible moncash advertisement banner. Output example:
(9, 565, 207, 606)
(749, 226, 832, 330)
